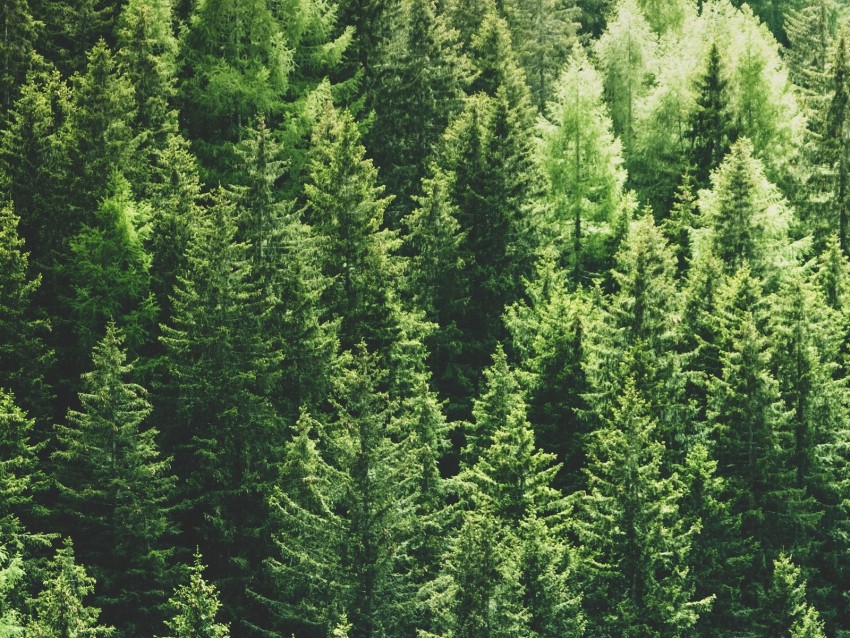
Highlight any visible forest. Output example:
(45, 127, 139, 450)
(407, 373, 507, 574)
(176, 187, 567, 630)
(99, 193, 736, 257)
(2, 0, 850, 635)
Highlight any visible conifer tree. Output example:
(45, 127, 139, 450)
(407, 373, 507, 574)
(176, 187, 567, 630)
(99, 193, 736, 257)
(163, 553, 229, 638)
(303, 101, 401, 355)
(577, 378, 707, 638)
(52, 324, 174, 635)
(367, 0, 467, 221)
(0, 390, 40, 551)
(26, 539, 113, 638)
(234, 117, 336, 416)
(820, 34, 850, 253)
(160, 188, 282, 632)
(784, 0, 838, 103)
(268, 348, 417, 638)
(0, 203, 52, 423)
(0, 0, 41, 114)
(504, 253, 592, 490)
(594, 0, 657, 149)
(501, 0, 579, 111)
(64, 178, 157, 372)
(686, 42, 736, 188)
(0, 545, 24, 636)
(539, 47, 627, 282)
(763, 554, 827, 638)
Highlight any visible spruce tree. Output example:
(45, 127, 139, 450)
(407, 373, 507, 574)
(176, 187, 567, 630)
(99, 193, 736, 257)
(0, 202, 52, 423)
(26, 539, 114, 638)
(820, 35, 850, 253)
(367, 0, 468, 221)
(686, 42, 736, 188)
(501, 0, 579, 111)
(268, 347, 417, 638)
(52, 324, 175, 635)
(577, 378, 707, 638)
(302, 101, 401, 355)
(163, 553, 230, 638)
(0, 390, 40, 552)
(160, 188, 282, 633)
(0, 545, 24, 636)
(0, 0, 41, 115)
(763, 554, 827, 638)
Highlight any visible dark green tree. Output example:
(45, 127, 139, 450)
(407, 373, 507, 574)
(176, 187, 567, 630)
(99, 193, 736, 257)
(762, 554, 827, 638)
(0, 0, 41, 114)
(0, 203, 52, 423)
(501, 0, 580, 111)
(367, 0, 468, 220)
(577, 378, 707, 638)
(52, 324, 175, 635)
(160, 188, 282, 633)
(0, 390, 41, 552)
(686, 42, 736, 188)
(302, 101, 401, 354)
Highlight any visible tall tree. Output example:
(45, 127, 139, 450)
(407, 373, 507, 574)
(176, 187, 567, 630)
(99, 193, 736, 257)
(577, 378, 707, 638)
(367, 0, 468, 221)
(51, 325, 175, 636)
(686, 42, 736, 188)
(302, 101, 401, 355)
(0, 0, 41, 115)
(0, 203, 52, 423)
(501, 0, 580, 111)
(539, 46, 627, 283)
(160, 188, 282, 633)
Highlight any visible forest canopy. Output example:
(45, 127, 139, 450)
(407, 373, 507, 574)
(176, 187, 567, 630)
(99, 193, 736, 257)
(1, 0, 850, 636)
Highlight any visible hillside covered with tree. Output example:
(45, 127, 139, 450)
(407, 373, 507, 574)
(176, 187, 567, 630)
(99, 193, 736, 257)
(2, 0, 850, 636)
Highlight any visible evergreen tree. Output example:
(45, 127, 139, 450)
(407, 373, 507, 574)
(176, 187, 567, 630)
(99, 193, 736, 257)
(0, 545, 24, 637)
(52, 324, 175, 635)
(367, 0, 468, 221)
(268, 348, 416, 638)
(303, 101, 401, 354)
(163, 553, 230, 638)
(26, 539, 113, 638)
(686, 42, 736, 188)
(64, 178, 157, 373)
(160, 188, 282, 633)
(636, 0, 691, 33)
(234, 117, 336, 416)
(577, 378, 707, 638)
(539, 46, 627, 283)
(504, 253, 592, 491)
(763, 554, 827, 638)
(0, 203, 52, 423)
(501, 0, 580, 111)
(0, 0, 41, 115)
(784, 0, 838, 102)
(0, 390, 40, 551)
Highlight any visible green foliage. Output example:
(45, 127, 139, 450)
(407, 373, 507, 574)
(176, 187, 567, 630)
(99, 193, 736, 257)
(52, 324, 175, 635)
(26, 539, 114, 638)
(162, 553, 229, 638)
(0, 546, 24, 637)
(0, 0, 42, 114)
(577, 379, 708, 638)
(539, 46, 627, 282)
(0, 390, 40, 553)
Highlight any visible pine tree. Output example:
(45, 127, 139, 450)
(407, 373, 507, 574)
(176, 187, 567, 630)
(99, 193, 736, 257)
(501, 0, 580, 111)
(51, 324, 175, 635)
(64, 178, 157, 374)
(504, 253, 592, 491)
(26, 539, 114, 638)
(763, 554, 826, 638)
(0, 545, 24, 636)
(539, 46, 627, 283)
(577, 378, 707, 638)
(661, 173, 698, 276)
(0, 390, 40, 551)
(268, 347, 417, 638)
(367, 0, 468, 221)
(0, 0, 41, 115)
(160, 188, 282, 633)
(234, 117, 336, 417)
(303, 102, 401, 354)
(0, 203, 52, 423)
(162, 553, 230, 638)
(784, 0, 838, 102)
(686, 42, 736, 188)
